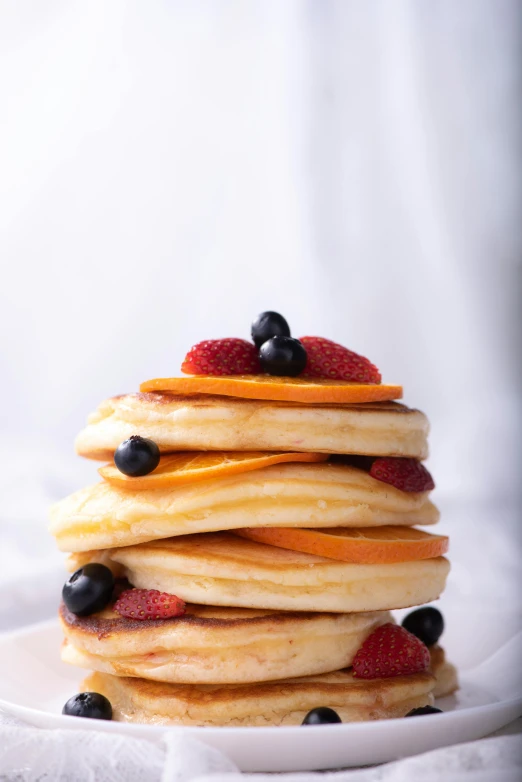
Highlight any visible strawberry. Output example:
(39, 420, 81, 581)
(114, 589, 186, 620)
(181, 338, 261, 376)
(299, 337, 381, 384)
(370, 457, 435, 492)
(352, 623, 430, 679)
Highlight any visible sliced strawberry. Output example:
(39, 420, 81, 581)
(114, 589, 186, 620)
(353, 623, 430, 679)
(370, 457, 435, 493)
(181, 338, 261, 376)
(299, 337, 381, 384)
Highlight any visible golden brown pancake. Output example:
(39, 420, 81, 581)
(67, 532, 450, 613)
(50, 463, 439, 552)
(60, 602, 390, 684)
(82, 668, 436, 726)
(429, 644, 459, 697)
(75, 394, 429, 460)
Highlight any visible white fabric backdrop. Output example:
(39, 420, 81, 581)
(1, 0, 521, 497)
(1, 0, 521, 503)
(0, 1, 521, 777)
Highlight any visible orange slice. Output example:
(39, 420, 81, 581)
(99, 451, 328, 489)
(139, 375, 403, 404)
(234, 526, 449, 564)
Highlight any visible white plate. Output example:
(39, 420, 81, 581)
(0, 620, 521, 772)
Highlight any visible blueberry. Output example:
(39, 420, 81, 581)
(302, 707, 342, 725)
(114, 435, 160, 477)
(405, 705, 443, 717)
(62, 563, 114, 616)
(62, 692, 113, 720)
(251, 311, 291, 348)
(402, 607, 444, 647)
(259, 336, 307, 377)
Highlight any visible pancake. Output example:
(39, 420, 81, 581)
(50, 463, 439, 552)
(81, 668, 436, 726)
(75, 394, 429, 460)
(67, 533, 450, 613)
(429, 644, 459, 698)
(60, 603, 390, 684)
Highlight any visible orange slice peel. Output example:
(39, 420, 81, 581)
(139, 375, 402, 404)
(234, 526, 449, 564)
(99, 450, 328, 489)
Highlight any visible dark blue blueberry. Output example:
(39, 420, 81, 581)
(114, 435, 160, 477)
(302, 707, 342, 725)
(402, 607, 444, 647)
(62, 563, 114, 616)
(251, 311, 291, 348)
(406, 705, 443, 717)
(259, 336, 307, 377)
(63, 692, 112, 720)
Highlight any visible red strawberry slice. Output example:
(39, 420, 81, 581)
(299, 337, 381, 384)
(370, 457, 435, 493)
(353, 623, 430, 679)
(114, 589, 186, 620)
(181, 338, 261, 376)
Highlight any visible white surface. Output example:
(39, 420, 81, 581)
(0, 620, 521, 772)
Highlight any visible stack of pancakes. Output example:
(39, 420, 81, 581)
(50, 383, 457, 727)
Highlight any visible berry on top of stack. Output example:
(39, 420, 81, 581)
(51, 311, 457, 726)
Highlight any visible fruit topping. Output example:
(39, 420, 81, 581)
(62, 692, 113, 720)
(251, 311, 291, 348)
(114, 435, 161, 477)
(114, 589, 186, 620)
(302, 707, 342, 725)
(258, 336, 307, 377)
(235, 525, 449, 564)
(140, 375, 403, 403)
(100, 450, 328, 489)
(300, 337, 381, 384)
(405, 706, 443, 717)
(370, 457, 435, 493)
(182, 338, 261, 376)
(62, 564, 114, 617)
(352, 623, 430, 679)
(402, 607, 444, 647)
(331, 454, 435, 494)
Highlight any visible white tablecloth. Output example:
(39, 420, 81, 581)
(1, 712, 521, 781)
